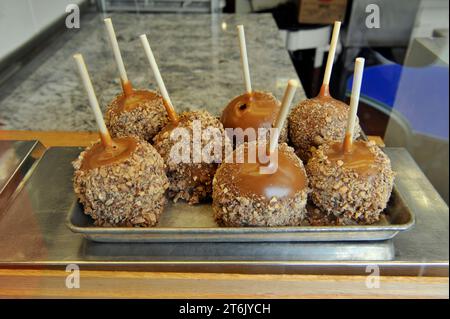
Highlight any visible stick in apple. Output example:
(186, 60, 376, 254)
(343, 57, 365, 153)
(104, 18, 133, 96)
(139, 34, 178, 124)
(269, 80, 298, 154)
(73, 53, 113, 147)
(320, 21, 341, 97)
(237, 25, 252, 94)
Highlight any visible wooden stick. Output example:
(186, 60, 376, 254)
(73, 54, 113, 147)
(139, 34, 178, 123)
(104, 18, 133, 96)
(269, 80, 298, 154)
(343, 57, 365, 153)
(237, 25, 252, 94)
(319, 21, 341, 97)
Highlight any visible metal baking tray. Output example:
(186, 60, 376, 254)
(66, 186, 415, 243)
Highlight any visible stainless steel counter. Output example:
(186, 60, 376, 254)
(0, 145, 447, 276)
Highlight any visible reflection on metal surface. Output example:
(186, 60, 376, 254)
(0, 147, 447, 276)
(80, 240, 395, 261)
(0, 140, 45, 212)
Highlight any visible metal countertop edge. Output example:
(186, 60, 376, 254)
(0, 261, 447, 277)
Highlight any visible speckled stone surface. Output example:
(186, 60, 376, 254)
(0, 13, 304, 131)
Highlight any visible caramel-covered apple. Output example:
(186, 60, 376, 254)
(105, 88, 168, 141)
(221, 91, 287, 145)
(306, 140, 394, 224)
(288, 86, 361, 162)
(73, 137, 169, 227)
(153, 110, 230, 204)
(212, 142, 309, 226)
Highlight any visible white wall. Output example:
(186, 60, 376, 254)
(0, 0, 85, 61)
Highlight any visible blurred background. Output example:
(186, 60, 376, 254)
(0, 0, 448, 203)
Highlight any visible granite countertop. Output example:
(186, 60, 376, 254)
(0, 13, 304, 131)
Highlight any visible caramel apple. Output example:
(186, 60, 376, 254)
(73, 136, 169, 227)
(153, 110, 230, 204)
(139, 35, 231, 204)
(306, 140, 394, 224)
(212, 141, 309, 226)
(103, 18, 168, 141)
(222, 25, 288, 146)
(213, 80, 306, 226)
(288, 21, 361, 162)
(288, 86, 361, 161)
(104, 87, 168, 141)
(221, 91, 288, 145)
(73, 53, 169, 227)
(306, 58, 394, 225)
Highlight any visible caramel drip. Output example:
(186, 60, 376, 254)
(112, 89, 161, 114)
(226, 145, 307, 199)
(162, 99, 179, 124)
(343, 132, 352, 153)
(100, 132, 113, 148)
(81, 137, 137, 170)
(121, 80, 134, 96)
(221, 91, 280, 131)
(318, 84, 330, 97)
(325, 140, 377, 176)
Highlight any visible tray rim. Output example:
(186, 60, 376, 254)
(65, 186, 415, 237)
